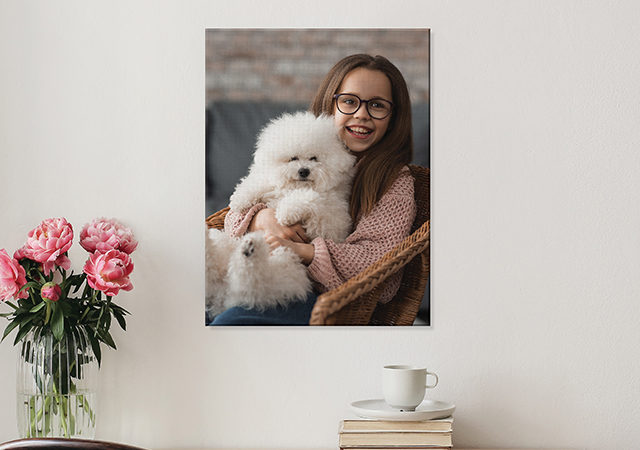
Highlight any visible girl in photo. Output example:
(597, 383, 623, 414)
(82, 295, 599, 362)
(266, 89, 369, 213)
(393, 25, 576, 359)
(212, 54, 416, 325)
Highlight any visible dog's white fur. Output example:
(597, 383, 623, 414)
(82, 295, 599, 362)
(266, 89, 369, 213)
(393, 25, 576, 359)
(229, 111, 356, 242)
(205, 111, 356, 319)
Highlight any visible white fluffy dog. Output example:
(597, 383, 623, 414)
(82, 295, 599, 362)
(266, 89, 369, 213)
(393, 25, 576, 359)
(205, 111, 356, 319)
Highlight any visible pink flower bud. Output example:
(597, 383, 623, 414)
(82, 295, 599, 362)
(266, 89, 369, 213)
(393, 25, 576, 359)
(41, 282, 62, 302)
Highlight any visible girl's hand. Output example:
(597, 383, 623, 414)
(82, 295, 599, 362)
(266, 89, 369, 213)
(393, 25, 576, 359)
(249, 208, 309, 244)
(264, 235, 315, 265)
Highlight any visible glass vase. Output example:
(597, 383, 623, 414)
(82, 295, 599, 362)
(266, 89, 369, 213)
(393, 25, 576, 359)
(16, 326, 98, 438)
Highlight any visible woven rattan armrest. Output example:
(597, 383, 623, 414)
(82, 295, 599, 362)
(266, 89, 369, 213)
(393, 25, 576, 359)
(309, 220, 430, 325)
(206, 207, 229, 230)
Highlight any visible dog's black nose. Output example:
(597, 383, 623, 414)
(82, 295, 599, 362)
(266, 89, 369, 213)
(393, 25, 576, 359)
(298, 167, 310, 179)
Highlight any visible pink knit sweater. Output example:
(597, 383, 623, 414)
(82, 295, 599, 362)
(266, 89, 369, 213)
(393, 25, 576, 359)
(224, 166, 417, 304)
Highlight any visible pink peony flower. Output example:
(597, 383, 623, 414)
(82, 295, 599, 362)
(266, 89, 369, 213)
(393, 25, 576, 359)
(41, 254, 72, 276)
(80, 217, 138, 255)
(23, 218, 74, 275)
(13, 246, 28, 261)
(41, 282, 62, 302)
(0, 249, 28, 301)
(83, 249, 134, 297)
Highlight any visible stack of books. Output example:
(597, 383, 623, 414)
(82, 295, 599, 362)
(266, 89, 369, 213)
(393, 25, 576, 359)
(338, 416, 453, 449)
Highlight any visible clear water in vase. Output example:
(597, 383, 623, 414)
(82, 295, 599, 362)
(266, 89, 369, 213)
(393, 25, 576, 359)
(16, 326, 98, 438)
(16, 392, 97, 438)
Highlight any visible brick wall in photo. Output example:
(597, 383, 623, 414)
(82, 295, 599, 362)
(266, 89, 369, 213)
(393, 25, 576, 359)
(205, 29, 430, 105)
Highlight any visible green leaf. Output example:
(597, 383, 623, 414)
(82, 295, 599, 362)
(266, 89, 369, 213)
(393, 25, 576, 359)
(32, 269, 46, 284)
(113, 311, 127, 331)
(57, 301, 74, 318)
(22, 280, 42, 290)
(98, 328, 117, 350)
(17, 313, 35, 326)
(102, 310, 112, 330)
(13, 323, 33, 345)
(110, 303, 131, 316)
(1, 320, 20, 343)
(96, 303, 105, 325)
(88, 333, 102, 367)
(51, 304, 65, 342)
(66, 274, 86, 294)
(44, 301, 52, 325)
(29, 302, 46, 313)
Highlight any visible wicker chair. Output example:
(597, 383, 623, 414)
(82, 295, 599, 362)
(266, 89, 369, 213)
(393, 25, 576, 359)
(205, 165, 430, 326)
(0, 438, 145, 450)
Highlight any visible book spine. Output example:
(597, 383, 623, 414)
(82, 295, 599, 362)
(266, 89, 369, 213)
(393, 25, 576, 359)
(339, 447, 452, 450)
(339, 433, 452, 448)
(340, 429, 453, 434)
(340, 420, 453, 433)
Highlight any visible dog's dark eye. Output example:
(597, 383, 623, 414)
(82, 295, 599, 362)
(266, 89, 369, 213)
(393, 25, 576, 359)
(290, 156, 298, 162)
(310, 156, 318, 162)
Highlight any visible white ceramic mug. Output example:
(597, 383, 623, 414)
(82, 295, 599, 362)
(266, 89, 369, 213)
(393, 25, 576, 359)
(382, 364, 439, 411)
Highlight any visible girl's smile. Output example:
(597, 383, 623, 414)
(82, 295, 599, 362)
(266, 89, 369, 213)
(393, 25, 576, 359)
(346, 124, 373, 139)
(333, 68, 393, 157)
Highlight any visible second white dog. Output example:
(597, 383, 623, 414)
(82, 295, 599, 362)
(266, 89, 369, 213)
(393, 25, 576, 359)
(206, 111, 356, 320)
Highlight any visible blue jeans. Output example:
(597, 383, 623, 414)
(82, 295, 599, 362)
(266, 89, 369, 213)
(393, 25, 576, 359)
(208, 290, 319, 326)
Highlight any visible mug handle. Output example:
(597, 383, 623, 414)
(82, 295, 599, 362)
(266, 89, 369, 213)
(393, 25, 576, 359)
(425, 371, 438, 389)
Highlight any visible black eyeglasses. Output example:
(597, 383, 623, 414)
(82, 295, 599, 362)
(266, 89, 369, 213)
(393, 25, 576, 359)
(333, 94, 394, 120)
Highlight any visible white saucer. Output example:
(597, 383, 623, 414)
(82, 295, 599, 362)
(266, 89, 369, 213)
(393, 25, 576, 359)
(350, 399, 455, 421)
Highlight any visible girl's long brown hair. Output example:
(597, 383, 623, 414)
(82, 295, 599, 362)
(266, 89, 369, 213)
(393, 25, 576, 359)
(310, 54, 413, 223)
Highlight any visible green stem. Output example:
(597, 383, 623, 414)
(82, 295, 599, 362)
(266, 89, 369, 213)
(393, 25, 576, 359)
(29, 394, 52, 437)
(78, 394, 96, 426)
(61, 396, 70, 437)
(5, 300, 18, 310)
(79, 306, 91, 323)
(52, 380, 70, 438)
(29, 395, 37, 437)
(44, 301, 52, 325)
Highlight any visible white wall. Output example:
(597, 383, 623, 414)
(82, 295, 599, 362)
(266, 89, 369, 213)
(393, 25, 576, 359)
(1, 1, 639, 449)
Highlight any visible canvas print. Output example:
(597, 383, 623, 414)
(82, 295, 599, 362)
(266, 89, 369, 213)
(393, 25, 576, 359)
(205, 29, 430, 326)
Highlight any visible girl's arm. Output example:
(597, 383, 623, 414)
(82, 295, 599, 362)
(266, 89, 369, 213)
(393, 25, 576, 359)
(307, 169, 417, 303)
(224, 204, 309, 243)
(224, 203, 268, 237)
